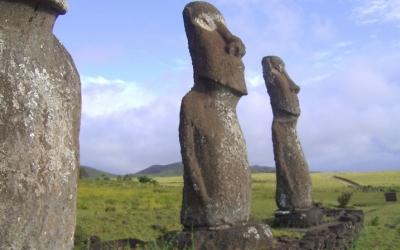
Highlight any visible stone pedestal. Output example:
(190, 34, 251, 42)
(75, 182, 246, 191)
(275, 207, 323, 228)
(272, 210, 364, 250)
(163, 223, 274, 250)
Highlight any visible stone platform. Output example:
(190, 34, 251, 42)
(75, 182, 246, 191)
(275, 207, 324, 228)
(272, 209, 364, 250)
(160, 223, 274, 250)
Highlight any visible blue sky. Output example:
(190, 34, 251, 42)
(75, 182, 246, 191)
(54, 0, 400, 174)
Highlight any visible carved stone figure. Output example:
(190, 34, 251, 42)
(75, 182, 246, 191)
(262, 56, 313, 210)
(179, 1, 251, 229)
(0, 1, 81, 249)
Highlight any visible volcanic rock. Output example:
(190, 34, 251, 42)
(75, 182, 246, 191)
(179, 1, 251, 228)
(0, 1, 81, 249)
(262, 56, 312, 210)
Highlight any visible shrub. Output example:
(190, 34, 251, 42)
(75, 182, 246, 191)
(337, 191, 353, 208)
(138, 175, 153, 183)
(150, 179, 159, 186)
(123, 174, 132, 181)
(370, 216, 379, 226)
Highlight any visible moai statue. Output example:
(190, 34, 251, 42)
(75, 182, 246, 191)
(262, 56, 322, 227)
(0, 1, 81, 249)
(176, 2, 273, 249)
(180, 1, 250, 229)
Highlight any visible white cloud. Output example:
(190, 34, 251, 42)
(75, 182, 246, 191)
(335, 41, 355, 47)
(80, 97, 182, 174)
(314, 51, 332, 60)
(297, 51, 400, 171)
(308, 73, 332, 83)
(352, 0, 400, 26)
(246, 71, 264, 87)
(81, 76, 157, 118)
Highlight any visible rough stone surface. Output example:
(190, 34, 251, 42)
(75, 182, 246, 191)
(163, 223, 274, 250)
(179, 1, 251, 228)
(272, 210, 364, 250)
(262, 56, 312, 211)
(275, 207, 324, 228)
(40, 0, 68, 14)
(0, 1, 81, 249)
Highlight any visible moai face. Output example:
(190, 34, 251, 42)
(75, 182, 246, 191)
(262, 56, 301, 118)
(183, 2, 248, 95)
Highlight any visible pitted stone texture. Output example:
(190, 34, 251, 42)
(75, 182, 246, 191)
(179, 1, 251, 228)
(262, 56, 312, 210)
(0, 1, 80, 249)
(164, 223, 274, 250)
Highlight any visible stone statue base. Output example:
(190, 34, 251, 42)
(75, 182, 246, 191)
(160, 223, 273, 250)
(275, 207, 323, 228)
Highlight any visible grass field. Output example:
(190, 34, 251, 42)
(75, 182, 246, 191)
(74, 171, 400, 250)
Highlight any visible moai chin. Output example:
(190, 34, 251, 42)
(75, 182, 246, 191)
(262, 56, 323, 228)
(179, 1, 251, 229)
(0, 1, 81, 249)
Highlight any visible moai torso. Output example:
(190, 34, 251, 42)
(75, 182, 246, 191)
(179, 1, 251, 228)
(262, 56, 312, 211)
(0, 1, 81, 249)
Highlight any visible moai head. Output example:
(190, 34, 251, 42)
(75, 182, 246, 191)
(183, 1, 248, 95)
(262, 56, 301, 119)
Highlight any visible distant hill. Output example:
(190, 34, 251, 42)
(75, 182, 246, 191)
(132, 162, 275, 177)
(80, 165, 118, 179)
(133, 162, 184, 177)
(250, 165, 276, 173)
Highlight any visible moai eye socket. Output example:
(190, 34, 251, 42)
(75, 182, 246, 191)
(195, 13, 226, 31)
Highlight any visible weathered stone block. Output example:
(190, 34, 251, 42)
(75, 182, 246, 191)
(306, 236, 325, 249)
(325, 237, 334, 249)
(298, 239, 315, 249)
(275, 207, 324, 228)
(384, 192, 397, 201)
(167, 223, 273, 250)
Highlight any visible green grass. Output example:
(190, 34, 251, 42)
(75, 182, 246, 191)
(74, 179, 183, 249)
(74, 171, 400, 249)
